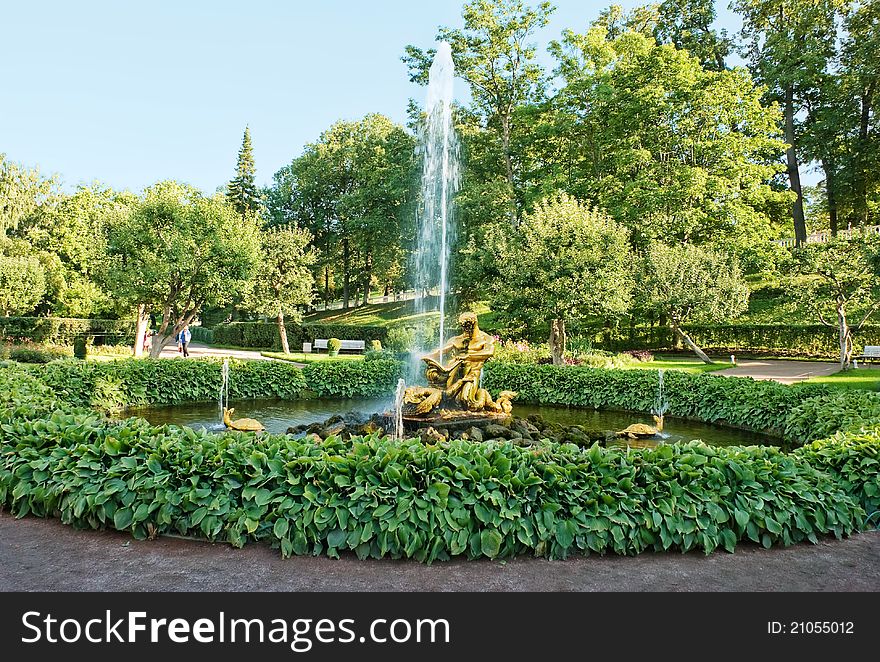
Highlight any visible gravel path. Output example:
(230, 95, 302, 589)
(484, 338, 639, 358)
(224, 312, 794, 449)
(714, 359, 840, 384)
(2, 513, 877, 592)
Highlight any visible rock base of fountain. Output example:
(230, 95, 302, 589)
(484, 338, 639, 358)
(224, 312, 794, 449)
(288, 412, 625, 447)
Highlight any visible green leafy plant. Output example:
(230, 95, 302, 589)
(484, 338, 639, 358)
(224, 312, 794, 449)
(327, 338, 342, 356)
(0, 360, 877, 562)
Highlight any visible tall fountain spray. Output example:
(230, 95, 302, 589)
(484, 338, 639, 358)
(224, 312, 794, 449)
(413, 41, 460, 366)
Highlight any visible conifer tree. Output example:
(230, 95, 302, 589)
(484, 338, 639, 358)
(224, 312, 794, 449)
(227, 126, 259, 217)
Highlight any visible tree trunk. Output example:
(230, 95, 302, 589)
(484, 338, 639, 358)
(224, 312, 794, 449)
(671, 323, 713, 364)
(501, 114, 516, 225)
(853, 86, 874, 228)
(342, 237, 350, 310)
(822, 158, 838, 236)
(784, 85, 807, 246)
(277, 311, 290, 354)
(838, 302, 853, 370)
(324, 265, 330, 305)
(549, 318, 567, 366)
(133, 303, 149, 357)
(362, 253, 372, 306)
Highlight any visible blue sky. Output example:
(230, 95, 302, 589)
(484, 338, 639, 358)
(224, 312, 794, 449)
(3, 1, 754, 194)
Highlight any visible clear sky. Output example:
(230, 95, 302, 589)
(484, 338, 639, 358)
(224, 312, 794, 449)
(3, 1, 764, 195)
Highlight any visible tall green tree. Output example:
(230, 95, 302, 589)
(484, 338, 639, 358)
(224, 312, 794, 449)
(246, 226, 315, 354)
(788, 237, 880, 369)
(493, 194, 634, 365)
(655, 0, 731, 71)
(734, 0, 844, 245)
(271, 115, 416, 309)
(0, 253, 45, 316)
(404, 0, 554, 224)
(840, 0, 880, 228)
(0, 154, 58, 236)
(543, 28, 789, 248)
(24, 185, 135, 317)
(641, 243, 750, 363)
(227, 126, 260, 218)
(105, 181, 261, 357)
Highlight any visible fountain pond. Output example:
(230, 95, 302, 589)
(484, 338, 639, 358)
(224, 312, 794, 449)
(136, 398, 778, 449)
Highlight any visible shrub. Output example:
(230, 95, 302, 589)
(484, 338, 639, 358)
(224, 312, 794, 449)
(9, 345, 69, 364)
(327, 338, 342, 354)
(190, 326, 214, 344)
(212, 322, 388, 350)
(623, 349, 654, 362)
(0, 401, 870, 560)
(371, 339, 382, 352)
(302, 359, 405, 397)
(1, 359, 878, 561)
(385, 326, 416, 352)
(0, 316, 134, 345)
(73, 337, 88, 359)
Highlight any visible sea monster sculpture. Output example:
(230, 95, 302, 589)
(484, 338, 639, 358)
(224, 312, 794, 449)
(222, 407, 265, 432)
(403, 312, 516, 417)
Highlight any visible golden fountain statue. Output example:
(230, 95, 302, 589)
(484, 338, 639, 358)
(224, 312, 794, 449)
(403, 312, 516, 418)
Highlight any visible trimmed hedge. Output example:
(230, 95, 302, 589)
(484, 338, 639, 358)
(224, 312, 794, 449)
(28, 357, 404, 411)
(0, 359, 877, 561)
(483, 362, 880, 446)
(212, 322, 389, 350)
(580, 323, 880, 358)
(0, 316, 134, 344)
(189, 327, 214, 344)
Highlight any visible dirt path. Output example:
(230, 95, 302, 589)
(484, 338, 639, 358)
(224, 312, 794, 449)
(158, 342, 298, 364)
(714, 359, 840, 384)
(1, 513, 877, 592)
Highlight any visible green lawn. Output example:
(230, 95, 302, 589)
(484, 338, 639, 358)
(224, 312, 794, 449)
(627, 355, 730, 374)
(804, 366, 880, 390)
(303, 298, 493, 328)
(261, 351, 365, 364)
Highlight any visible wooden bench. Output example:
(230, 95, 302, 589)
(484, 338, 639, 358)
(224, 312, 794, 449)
(313, 339, 366, 353)
(854, 345, 880, 364)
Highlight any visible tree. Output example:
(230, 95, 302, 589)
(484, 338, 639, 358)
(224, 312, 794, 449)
(271, 115, 416, 309)
(543, 28, 789, 248)
(227, 127, 260, 218)
(493, 194, 634, 365)
(734, 0, 844, 246)
(788, 237, 880, 369)
(641, 243, 749, 363)
(246, 226, 315, 353)
(840, 0, 880, 228)
(655, 0, 731, 71)
(23, 184, 135, 317)
(0, 253, 45, 316)
(105, 181, 261, 357)
(404, 0, 554, 224)
(0, 154, 58, 236)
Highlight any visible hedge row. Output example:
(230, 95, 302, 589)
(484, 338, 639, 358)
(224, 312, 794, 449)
(483, 362, 880, 446)
(28, 357, 404, 412)
(570, 323, 880, 357)
(0, 317, 135, 344)
(0, 365, 873, 561)
(211, 322, 389, 350)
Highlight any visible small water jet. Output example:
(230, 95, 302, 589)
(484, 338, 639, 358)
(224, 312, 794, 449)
(219, 358, 230, 424)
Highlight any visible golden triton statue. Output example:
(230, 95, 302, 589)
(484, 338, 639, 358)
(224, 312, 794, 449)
(403, 312, 516, 417)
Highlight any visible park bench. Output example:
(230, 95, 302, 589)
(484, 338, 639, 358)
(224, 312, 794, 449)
(312, 339, 366, 353)
(854, 345, 880, 364)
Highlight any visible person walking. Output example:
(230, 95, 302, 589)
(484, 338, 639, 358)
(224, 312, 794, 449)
(177, 324, 192, 358)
